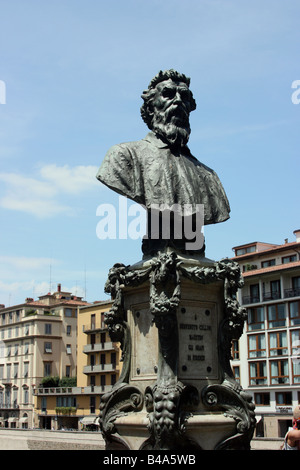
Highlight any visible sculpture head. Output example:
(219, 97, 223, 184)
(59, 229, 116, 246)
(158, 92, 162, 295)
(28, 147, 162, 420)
(141, 70, 196, 148)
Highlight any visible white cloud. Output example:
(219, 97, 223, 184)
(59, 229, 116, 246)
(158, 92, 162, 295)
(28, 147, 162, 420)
(0, 255, 57, 271)
(39, 164, 98, 194)
(0, 164, 98, 218)
(0, 280, 51, 306)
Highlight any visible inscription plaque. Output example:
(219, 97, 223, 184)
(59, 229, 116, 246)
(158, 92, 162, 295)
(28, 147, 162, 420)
(178, 302, 218, 380)
(130, 306, 158, 380)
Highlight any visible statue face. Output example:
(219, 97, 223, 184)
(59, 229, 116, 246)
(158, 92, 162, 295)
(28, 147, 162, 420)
(152, 79, 193, 120)
(150, 79, 192, 147)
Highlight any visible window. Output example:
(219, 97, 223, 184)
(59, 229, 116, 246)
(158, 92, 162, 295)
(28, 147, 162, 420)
(66, 365, 70, 377)
(44, 342, 52, 354)
(247, 307, 264, 331)
(65, 308, 72, 317)
(24, 343, 29, 355)
(90, 396, 96, 414)
(292, 359, 300, 384)
(66, 325, 71, 336)
(267, 304, 286, 328)
(111, 374, 116, 386)
(41, 397, 47, 412)
(291, 329, 300, 355)
(248, 334, 266, 358)
(13, 363, 18, 378)
(269, 331, 288, 356)
(24, 324, 29, 336)
(249, 284, 260, 303)
(14, 344, 18, 356)
(249, 361, 267, 385)
(282, 255, 297, 264)
(111, 352, 116, 367)
(1, 313, 5, 325)
(261, 259, 275, 268)
(24, 362, 29, 378)
(15, 326, 19, 337)
(270, 359, 289, 384)
(271, 280, 281, 299)
(45, 324, 52, 335)
(275, 392, 292, 406)
(289, 301, 300, 325)
(90, 375, 96, 386)
(263, 280, 281, 301)
(293, 276, 300, 288)
(66, 344, 71, 354)
(13, 388, 17, 407)
(236, 245, 256, 256)
(44, 362, 51, 377)
(6, 363, 11, 379)
(232, 366, 240, 383)
(56, 396, 76, 407)
(232, 340, 240, 360)
(100, 354, 106, 367)
(0, 364, 3, 379)
(254, 392, 270, 406)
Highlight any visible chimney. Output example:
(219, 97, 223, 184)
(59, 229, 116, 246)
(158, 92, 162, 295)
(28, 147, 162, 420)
(294, 229, 300, 243)
(57, 283, 61, 293)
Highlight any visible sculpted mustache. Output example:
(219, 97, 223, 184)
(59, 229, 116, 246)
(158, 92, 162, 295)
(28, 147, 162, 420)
(165, 103, 189, 121)
(154, 105, 189, 125)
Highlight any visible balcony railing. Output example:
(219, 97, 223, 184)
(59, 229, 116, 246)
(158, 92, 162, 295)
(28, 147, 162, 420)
(33, 385, 114, 396)
(83, 322, 106, 333)
(0, 403, 19, 409)
(83, 363, 117, 374)
(284, 287, 300, 298)
(242, 295, 260, 305)
(262, 291, 281, 301)
(34, 386, 79, 396)
(83, 342, 117, 353)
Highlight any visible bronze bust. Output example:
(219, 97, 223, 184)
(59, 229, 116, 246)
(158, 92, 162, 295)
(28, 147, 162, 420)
(97, 70, 230, 255)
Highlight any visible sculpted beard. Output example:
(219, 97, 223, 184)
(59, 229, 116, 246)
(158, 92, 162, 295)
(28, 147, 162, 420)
(151, 104, 191, 148)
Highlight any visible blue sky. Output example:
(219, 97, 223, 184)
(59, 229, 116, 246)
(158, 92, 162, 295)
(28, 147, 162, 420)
(0, 0, 299, 306)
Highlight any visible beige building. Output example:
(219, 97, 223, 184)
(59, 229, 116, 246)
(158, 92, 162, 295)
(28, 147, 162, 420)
(33, 299, 122, 430)
(0, 284, 88, 429)
(231, 229, 300, 438)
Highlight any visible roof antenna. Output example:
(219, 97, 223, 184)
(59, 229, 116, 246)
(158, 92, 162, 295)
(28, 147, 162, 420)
(49, 258, 52, 294)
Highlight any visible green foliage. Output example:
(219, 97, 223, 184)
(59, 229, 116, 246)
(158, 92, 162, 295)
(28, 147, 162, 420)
(40, 376, 60, 387)
(59, 376, 77, 387)
(55, 406, 76, 415)
(39, 376, 77, 388)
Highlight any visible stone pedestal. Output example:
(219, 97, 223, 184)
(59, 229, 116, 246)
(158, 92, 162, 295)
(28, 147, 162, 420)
(99, 250, 256, 450)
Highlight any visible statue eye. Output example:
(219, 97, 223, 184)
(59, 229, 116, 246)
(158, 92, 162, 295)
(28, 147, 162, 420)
(162, 88, 176, 99)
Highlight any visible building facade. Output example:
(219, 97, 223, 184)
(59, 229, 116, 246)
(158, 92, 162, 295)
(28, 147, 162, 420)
(34, 299, 122, 430)
(232, 229, 300, 438)
(0, 284, 88, 429)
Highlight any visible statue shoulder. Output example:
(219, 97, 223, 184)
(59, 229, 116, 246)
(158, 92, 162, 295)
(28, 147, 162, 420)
(106, 138, 146, 155)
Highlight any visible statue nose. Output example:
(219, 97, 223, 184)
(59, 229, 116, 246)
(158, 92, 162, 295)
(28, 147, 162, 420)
(173, 92, 182, 103)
